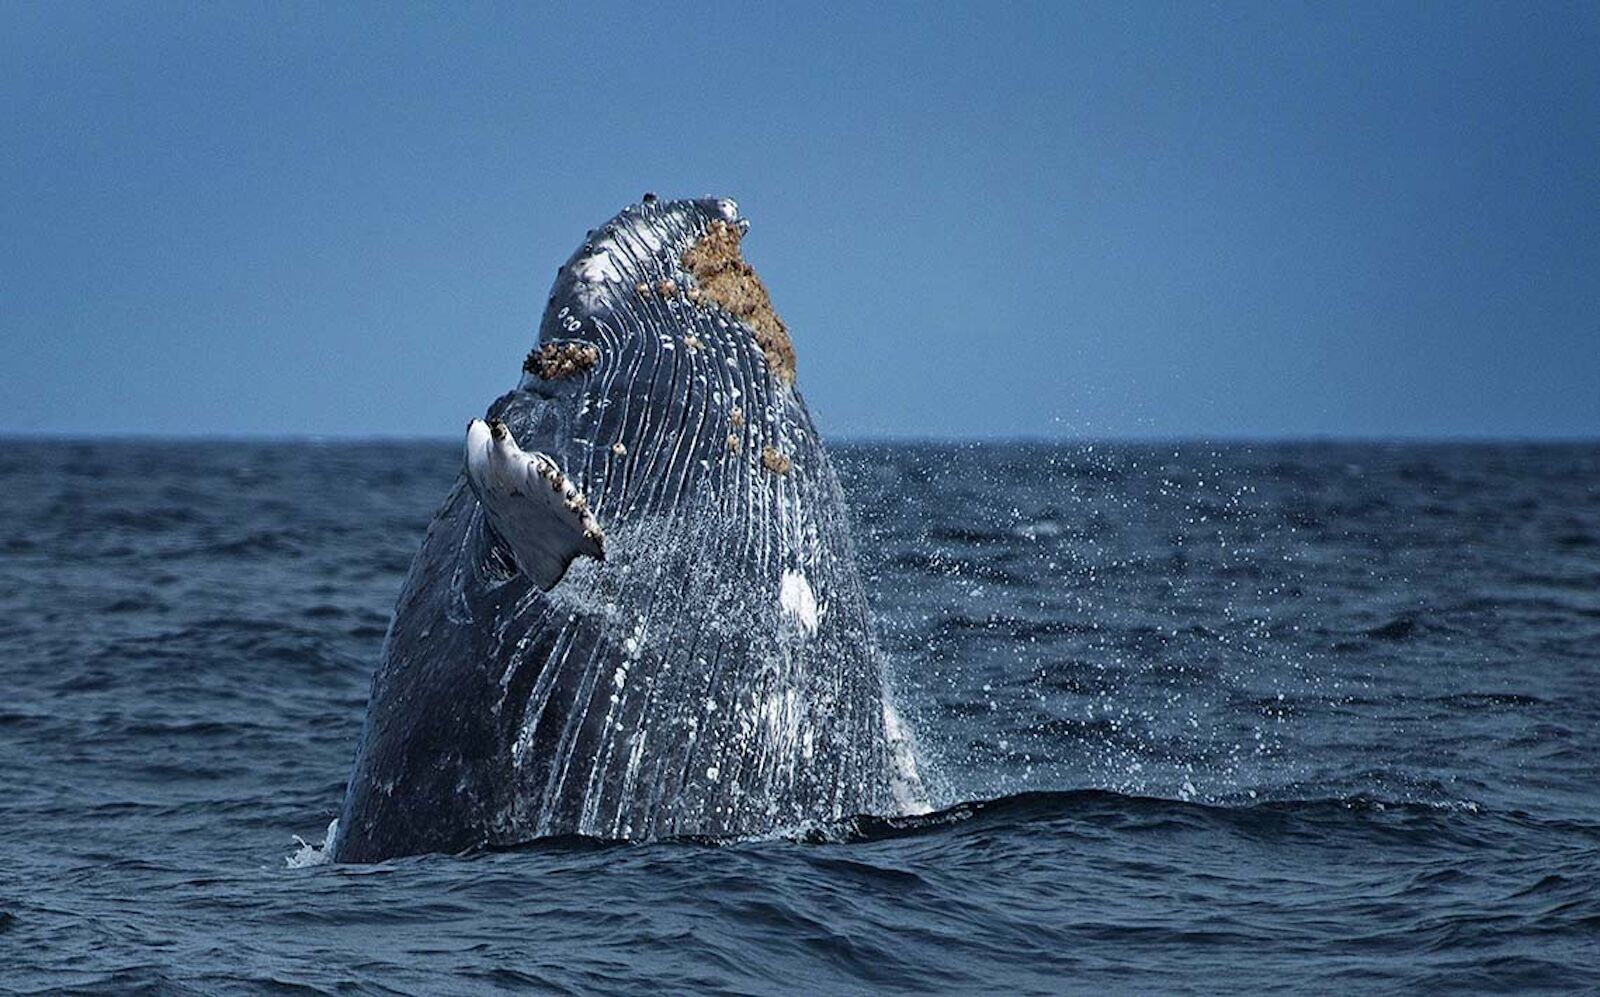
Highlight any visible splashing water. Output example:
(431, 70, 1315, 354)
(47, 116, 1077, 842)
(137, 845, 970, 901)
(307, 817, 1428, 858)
(285, 819, 339, 869)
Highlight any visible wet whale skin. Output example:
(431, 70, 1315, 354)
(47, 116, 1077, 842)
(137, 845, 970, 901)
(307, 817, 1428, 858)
(333, 197, 903, 862)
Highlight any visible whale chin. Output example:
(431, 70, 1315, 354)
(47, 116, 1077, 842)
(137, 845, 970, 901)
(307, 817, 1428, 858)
(332, 195, 924, 862)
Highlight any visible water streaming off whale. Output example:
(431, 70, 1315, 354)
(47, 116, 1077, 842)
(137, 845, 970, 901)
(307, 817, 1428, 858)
(333, 197, 921, 861)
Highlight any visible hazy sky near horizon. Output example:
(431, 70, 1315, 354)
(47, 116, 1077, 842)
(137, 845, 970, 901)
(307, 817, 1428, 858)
(3, 2, 1596, 440)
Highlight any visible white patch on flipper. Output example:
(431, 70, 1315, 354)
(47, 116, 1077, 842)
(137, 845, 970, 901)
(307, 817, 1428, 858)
(778, 569, 818, 636)
(464, 419, 605, 590)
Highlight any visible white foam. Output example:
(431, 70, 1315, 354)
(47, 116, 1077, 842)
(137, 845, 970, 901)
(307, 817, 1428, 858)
(285, 818, 338, 868)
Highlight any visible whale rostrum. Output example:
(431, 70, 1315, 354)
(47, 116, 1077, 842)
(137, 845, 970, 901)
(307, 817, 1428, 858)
(332, 195, 926, 861)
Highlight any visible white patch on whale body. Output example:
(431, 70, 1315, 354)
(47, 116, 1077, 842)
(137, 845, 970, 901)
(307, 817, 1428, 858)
(761, 687, 800, 754)
(778, 569, 818, 635)
(573, 249, 624, 285)
(884, 701, 931, 816)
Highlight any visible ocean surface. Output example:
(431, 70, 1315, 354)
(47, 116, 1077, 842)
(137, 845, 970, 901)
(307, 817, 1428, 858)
(2, 439, 1597, 994)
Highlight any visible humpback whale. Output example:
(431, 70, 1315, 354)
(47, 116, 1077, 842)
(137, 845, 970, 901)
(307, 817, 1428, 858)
(333, 195, 924, 862)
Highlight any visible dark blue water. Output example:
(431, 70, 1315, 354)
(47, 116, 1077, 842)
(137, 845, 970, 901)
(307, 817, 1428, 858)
(3, 440, 1597, 993)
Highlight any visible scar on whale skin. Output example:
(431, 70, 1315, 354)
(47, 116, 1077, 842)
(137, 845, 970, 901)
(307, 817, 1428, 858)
(683, 219, 796, 384)
(524, 342, 600, 380)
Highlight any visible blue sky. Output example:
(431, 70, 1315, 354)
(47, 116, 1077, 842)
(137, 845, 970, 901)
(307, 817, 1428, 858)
(3, 2, 1596, 439)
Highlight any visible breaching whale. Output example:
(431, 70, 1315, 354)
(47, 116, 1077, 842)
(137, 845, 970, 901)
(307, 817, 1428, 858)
(332, 195, 925, 862)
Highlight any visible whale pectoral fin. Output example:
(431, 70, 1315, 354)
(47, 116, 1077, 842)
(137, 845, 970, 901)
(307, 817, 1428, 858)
(464, 419, 606, 590)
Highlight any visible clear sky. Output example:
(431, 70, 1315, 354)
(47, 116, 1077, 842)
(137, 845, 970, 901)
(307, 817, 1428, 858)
(3, 2, 1596, 440)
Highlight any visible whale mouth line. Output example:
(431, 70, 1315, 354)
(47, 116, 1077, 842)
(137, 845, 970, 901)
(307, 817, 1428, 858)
(682, 218, 796, 384)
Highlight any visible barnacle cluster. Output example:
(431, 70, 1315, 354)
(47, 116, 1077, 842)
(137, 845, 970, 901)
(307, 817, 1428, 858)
(682, 220, 795, 383)
(524, 342, 600, 380)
